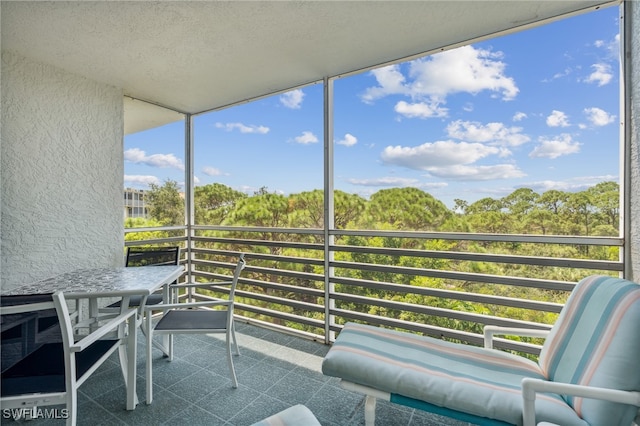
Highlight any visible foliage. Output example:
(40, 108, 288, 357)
(138, 181, 621, 347)
(145, 180, 184, 226)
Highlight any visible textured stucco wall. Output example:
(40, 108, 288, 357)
(1, 51, 124, 289)
(629, 0, 640, 281)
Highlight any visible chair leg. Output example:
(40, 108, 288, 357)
(66, 389, 77, 426)
(146, 313, 154, 404)
(226, 329, 238, 388)
(364, 395, 376, 426)
(231, 321, 240, 356)
(125, 316, 138, 410)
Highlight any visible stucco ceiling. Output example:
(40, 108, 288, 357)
(2, 1, 618, 133)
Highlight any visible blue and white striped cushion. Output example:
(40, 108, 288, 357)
(538, 275, 640, 426)
(323, 322, 586, 425)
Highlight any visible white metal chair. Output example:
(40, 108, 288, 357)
(145, 253, 246, 404)
(1, 291, 138, 426)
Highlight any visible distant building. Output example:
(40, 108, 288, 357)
(124, 188, 148, 219)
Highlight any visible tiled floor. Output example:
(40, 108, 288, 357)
(1, 322, 471, 426)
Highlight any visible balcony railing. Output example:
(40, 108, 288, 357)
(124, 225, 623, 356)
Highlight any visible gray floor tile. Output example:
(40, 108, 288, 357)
(20, 323, 483, 426)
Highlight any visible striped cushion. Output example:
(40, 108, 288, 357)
(538, 275, 640, 426)
(323, 322, 586, 425)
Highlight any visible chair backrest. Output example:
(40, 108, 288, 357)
(227, 253, 246, 305)
(538, 275, 640, 426)
(125, 246, 180, 267)
(1, 294, 60, 374)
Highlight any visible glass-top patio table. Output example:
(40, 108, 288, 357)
(1, 265, 184, 298)
(1, 265, 184, 407)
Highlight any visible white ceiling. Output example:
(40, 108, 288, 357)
(2, 1, 618, 133)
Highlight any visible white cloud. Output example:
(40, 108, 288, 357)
(446, 120, 530, 147)
(293, 131, 319, 144)
(394, 101, 448, 119)
(336, 133, 358, 147)
(527, 175, 617, 193)
(361, 45, 518, 107)
(546, 110, 570, 128)
(346, 177, 448, 189)
(280, 89, 305, 109)
(124, 174, 160, 187)
(594, 34, 620, 59)
(584, 107, 615, 126)
(202, 166, 227, 176)
(513, 112, 527, 122)
(215, 122, 269, 134)
(584, 63, 613, 86)
(529, 134, 581, 159)
(381, 140, 499, 170)
(408, 46, 519, 101)
(426, 164, 525, 181)
(361, 65, 409, 103)
(549, 67, 573, 81)
(124, 148, 184, 170)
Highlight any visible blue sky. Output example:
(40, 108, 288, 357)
(124, 5, 621, 209)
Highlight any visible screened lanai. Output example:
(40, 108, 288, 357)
(3, 0, 640, 345)
(3, 1, 640, 424)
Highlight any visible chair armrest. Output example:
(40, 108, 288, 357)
(70, 308, 137, 352)
(483, 325, 550, 349)
(521, 378, 640, 426)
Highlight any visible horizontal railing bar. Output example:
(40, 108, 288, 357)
(192, 225, 623, 246)
(124, 236, 187, 246)
(331, 229, 623, 246)
(125, 226, 187, 233)
(331, 277, 565, 313)
(331, 260, 577, 291)
(331, 245, 622, 271)
(191, 247, 325, 267)
(191, 271, 325, 298)
(193, 225, 324, 235)
(191, 236, 323, 251)
(331, 292, 553, 330)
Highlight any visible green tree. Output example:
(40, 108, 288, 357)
(588, 181, 619, 230)
(194, 183, 247, 225)
(145, 180, 184, 226)
(365, 187, 452, 230)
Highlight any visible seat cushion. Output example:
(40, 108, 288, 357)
(155, 310, 228, 331)
(323, 322, 587, 426)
